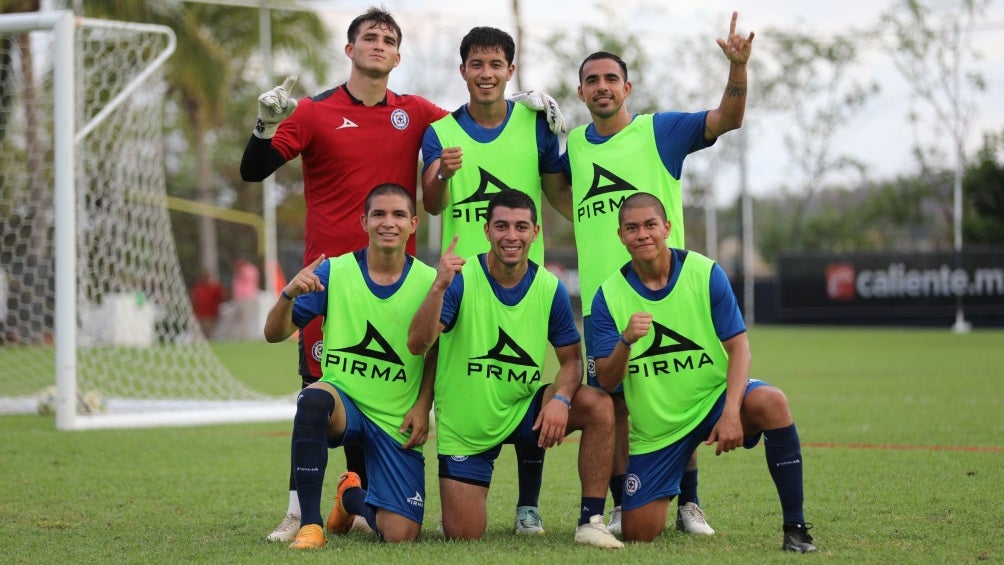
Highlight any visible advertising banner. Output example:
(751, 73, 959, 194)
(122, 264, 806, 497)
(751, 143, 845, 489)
(776, 250, 1004, 320)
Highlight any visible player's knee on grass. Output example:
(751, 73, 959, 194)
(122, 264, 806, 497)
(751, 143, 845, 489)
(439, 478, 488, 540)
(377, 511, 421, 543)
(622, 501, 670, 542)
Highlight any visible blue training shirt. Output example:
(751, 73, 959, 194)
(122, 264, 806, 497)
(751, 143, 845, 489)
(291, 249, 415, 328)
(590, 248, 744, 359)
(439, 254, 580, 348)
(422, 100, 562, 175)
(559, 111, 712, 182)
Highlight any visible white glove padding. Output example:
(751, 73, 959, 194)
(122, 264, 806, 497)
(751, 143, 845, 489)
(511, 90, 566, 135)
(253, 74, 298, 139)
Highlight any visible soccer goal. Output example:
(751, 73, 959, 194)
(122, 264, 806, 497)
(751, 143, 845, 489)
(0, 11, 295, 429)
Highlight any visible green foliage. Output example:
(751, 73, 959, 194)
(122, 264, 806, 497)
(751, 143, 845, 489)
(757, 27, 880, 250)
(878, 0, 989, 170)
(747, 140, 1004, 263)
(540, 3, 661, 129)
(2, 327, 1002, 562)
(963, 131, 1004, 244)
(80, 1, 330, 278)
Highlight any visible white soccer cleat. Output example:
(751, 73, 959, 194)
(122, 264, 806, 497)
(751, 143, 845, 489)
(514, 506, 545, 535)
(574, 515, 624, 549)
(266, 512, 301, 542)
(606, 505, 622, 536)
(676, 502, 715, 535)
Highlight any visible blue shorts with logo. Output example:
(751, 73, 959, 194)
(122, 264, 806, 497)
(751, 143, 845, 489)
(332, 387, 425, 524)
(438, 387, 547, 487)
(622, 379, 770, 511)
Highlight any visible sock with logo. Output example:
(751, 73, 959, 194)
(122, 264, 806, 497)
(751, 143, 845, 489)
(578, 497, 606, 526)
(341, 486, 378, 535)
(678, 467, 700, 506)
(291, 387, 334, 526)
(609, 474, 625, 508)
(763, 423, 805, 524)
(515, 443, 545, 507)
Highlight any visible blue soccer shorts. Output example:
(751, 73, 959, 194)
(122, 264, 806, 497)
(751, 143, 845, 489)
(622, 379, 771, 510)
(332, 387, 426, 524)
(438, 386, 547, 487)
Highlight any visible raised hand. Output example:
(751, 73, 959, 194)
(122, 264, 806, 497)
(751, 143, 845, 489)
(716, 12, 755, 65)
(511, 90, 566, 134)
(284, 254, 325, 298)
(437, 146, 464, 181)
(254, 74, 298, 139)
(622, 312, 653, 345)
(434, 235, 465, 290)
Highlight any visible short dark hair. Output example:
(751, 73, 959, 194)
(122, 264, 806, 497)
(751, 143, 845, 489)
(459, 26, 515, 65)
(486, 190, 536, 224)
(365, 183, 414, 216)
(618, 192, 666, 225)
(347, 7, 402, 47)
(578, 51, 628, 83)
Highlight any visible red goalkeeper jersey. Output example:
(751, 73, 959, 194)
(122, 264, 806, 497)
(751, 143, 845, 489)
(270, 85, 448, 264)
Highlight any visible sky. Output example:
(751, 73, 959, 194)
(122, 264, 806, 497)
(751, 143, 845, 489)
(291, 0, 1004, 204)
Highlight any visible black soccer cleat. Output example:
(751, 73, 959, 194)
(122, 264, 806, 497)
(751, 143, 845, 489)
(782, 522, 818, 553)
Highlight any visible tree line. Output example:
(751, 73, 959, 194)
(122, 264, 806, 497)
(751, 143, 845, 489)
(5, 0, 998, 288)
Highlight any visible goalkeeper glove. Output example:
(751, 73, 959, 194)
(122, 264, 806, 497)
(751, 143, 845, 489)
(253, 74, 298, 139)
(511, 90, 566, 135)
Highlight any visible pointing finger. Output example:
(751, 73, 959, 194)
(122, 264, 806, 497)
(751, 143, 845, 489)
(308, 254, 326, 269)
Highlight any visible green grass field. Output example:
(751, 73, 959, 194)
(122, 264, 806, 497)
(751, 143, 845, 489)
(2, 326, 1002, 563)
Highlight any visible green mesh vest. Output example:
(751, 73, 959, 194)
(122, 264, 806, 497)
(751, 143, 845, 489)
(431, 104, 545, 264)
(599, 251, 727, 455)
(320, 253, 436, 450)
(434, 258, 557, 455)
(567, 114, 684, 316)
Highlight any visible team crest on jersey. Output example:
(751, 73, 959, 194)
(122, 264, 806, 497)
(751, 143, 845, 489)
(391, 109, 409, 130)
(625, 473, 641, 496)
(311, 340, 324, 362)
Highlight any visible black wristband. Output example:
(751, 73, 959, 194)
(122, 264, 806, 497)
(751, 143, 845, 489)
(281, 290, 294, 302)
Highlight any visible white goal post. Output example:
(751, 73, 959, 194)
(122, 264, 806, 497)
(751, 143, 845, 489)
(0, 11, 295, 429)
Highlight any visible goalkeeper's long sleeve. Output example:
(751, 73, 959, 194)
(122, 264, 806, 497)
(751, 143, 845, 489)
(240, 135, 288, 182)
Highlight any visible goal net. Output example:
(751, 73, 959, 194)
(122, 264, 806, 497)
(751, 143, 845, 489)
(0, 11, 294, 429)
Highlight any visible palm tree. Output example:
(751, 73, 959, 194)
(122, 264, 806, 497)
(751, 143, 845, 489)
(79, 1, 329, 276)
